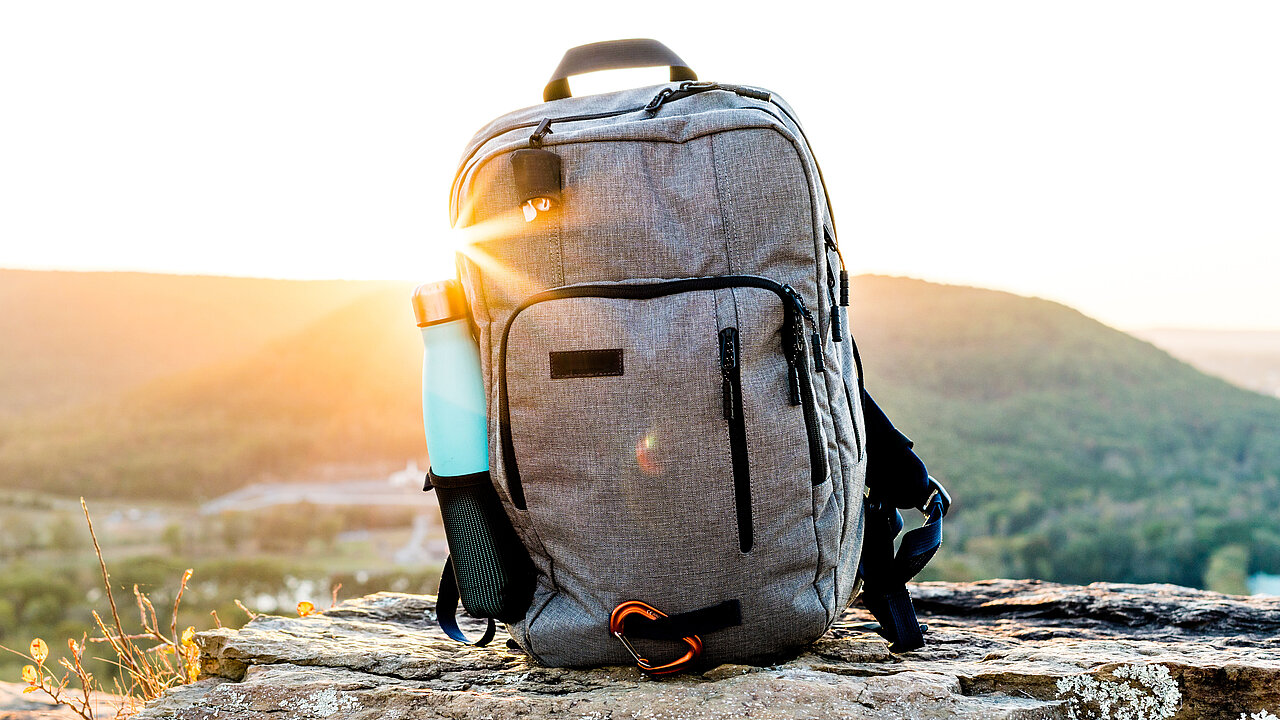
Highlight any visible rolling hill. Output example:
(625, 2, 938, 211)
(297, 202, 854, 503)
(849, 276, 1280, 588)
(1, 270, 1277, 589)
(0, 280, 422, 498)
(0, 269, 388, 416)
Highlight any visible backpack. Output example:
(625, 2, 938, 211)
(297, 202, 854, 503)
(437, 38, 951, 671)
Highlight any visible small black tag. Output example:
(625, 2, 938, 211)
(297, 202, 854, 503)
(549, 349, 624, 379)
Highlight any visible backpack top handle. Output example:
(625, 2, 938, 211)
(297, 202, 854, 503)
(543, 39, 697, 103)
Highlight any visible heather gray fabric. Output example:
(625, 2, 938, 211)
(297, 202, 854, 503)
(452, 80, 867, 667)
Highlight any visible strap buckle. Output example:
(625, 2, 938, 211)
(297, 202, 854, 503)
(918, 475, 951, 517)
(609, 601, 703, 675)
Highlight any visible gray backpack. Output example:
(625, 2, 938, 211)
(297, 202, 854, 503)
(440, 39, 949, 671)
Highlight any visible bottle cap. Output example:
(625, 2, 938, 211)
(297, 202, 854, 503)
(412, 280, 468, 327)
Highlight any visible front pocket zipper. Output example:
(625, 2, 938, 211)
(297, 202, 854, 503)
(720, 327, 752, 552)
(498, 275, 828, 511)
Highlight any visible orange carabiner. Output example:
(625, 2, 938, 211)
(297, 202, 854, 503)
(609, 600, 703, 676)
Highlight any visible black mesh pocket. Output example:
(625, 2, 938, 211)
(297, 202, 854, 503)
(430, 469, 533, 622)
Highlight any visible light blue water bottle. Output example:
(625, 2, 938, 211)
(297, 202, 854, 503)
(412, 280, 531, 633)
(413, 279, 488, 476)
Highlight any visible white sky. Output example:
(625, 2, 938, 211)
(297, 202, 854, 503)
(1, 1, 1277, 330)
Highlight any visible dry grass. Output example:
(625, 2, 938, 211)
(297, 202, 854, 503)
(2, 498, 342, 718)
(2, 500, 212, 718)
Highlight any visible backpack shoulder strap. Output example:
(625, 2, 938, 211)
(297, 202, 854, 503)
(858, 389, 952, 653)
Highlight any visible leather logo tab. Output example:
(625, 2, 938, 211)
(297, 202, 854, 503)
(550, 349, 624, 379)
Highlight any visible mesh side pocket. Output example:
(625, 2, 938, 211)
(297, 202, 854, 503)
(432, 470, 533, 622)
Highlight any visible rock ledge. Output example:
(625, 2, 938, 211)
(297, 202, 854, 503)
(133, 580, 1280, 720)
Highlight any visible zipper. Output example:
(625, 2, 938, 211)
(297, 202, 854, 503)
(451, 83, 777, 219)
(719, 327, 752, 552)
(824, 226, 848, 343)
(498, 275, 828, 510)
(822, 232, 864, 459)
(825, 252, 841, 343)
(779, 285, 830, 487)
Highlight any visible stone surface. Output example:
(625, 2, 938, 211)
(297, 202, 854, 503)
(130, 580, 1280, 720)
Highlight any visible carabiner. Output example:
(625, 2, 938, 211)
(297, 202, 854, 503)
(609, 600, 703, 675)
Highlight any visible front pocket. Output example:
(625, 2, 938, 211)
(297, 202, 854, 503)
(496, 275, 833, 655)
(497, 275, 827, 517)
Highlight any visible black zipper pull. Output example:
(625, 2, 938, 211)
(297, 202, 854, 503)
(824, 226, 849, 308)
(718, 83, 772, 102)
(781, 285, 809, 404)
(826, 257, 842, 343)
(719, 327, 739, 420)
(783, 285, 826, 375)
(529, 118, 553, 147)
(787, 364, 802, 406)
(811, 329, 825, 373)
(644, 88, 675, 113)
(645, 81, 723, 113)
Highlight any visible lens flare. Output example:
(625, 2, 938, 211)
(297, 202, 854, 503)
(635, 432, 661, 476)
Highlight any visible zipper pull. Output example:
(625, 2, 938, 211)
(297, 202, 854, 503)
(826, 258, 842, 343)
(718, 83, 772, 102)
(719, 327, 739, 420)
(645, 81, 722, 113)
(644, 88, 674, 113)
(783, 285, 825, 375)
(529, 118, 553, 146)
(782, 284, 811, 320)
(824, 226, 849, 308)
(787, 364, 802, 406)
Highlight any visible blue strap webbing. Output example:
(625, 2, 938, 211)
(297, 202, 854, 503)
(859, 497, 945, 652)
(436, 555, 496, 646)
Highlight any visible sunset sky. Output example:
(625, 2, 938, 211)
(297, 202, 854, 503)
(2, 1, 1277, 330)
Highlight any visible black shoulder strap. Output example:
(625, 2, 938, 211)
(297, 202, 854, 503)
(857, 389, 951, 653)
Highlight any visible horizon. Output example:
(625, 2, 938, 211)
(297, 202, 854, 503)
(2, 2, 1278, 332)
(6, 264, 1279, 335)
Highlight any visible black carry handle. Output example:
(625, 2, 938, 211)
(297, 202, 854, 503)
(544, 39, 697, 102)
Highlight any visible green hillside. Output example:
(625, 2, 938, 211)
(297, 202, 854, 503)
(849, 276, 1280, 588)
(1, 270, 1277, 589)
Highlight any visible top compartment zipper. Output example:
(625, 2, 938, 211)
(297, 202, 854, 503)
(450, 83, 778, 215)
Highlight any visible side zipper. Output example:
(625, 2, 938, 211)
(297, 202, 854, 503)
(780, 285, 830, 487)
(719, 327, 752, 552)
(498, 275, 828, 510)
(824, 248, 862, 459)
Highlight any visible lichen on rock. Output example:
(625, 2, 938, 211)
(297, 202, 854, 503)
(1056, 663, 1181, 720)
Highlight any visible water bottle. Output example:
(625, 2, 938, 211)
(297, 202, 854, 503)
(413, 280, 531, 625)
(414, 280, 488, 476)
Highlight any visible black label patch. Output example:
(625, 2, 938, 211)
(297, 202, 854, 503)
(549, 349, 624, 379)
